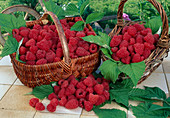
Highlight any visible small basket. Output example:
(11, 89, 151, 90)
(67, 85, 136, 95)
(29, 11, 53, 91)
(102, 0, 169, 84)
(10, 12, 100, 88)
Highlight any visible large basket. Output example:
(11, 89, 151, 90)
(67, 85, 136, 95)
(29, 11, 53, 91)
(102, 0, 169, 84)
(10, 12, 100, 88)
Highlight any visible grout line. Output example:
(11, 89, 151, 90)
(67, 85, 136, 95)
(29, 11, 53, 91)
(162, 64, 170, 97)
(33, 111, 37, 118)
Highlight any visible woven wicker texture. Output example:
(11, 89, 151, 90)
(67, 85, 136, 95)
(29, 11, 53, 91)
(102, 0, 169, 84)
(10, 12, 100, 88)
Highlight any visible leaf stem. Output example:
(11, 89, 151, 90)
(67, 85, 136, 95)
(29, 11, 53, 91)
(80, 15, 86, 27)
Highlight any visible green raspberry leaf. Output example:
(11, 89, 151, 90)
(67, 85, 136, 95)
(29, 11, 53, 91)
(86, 13, 104, 24)
(32, 85, 53, 99)
(70, 21, 85, 31)
(163, 97, 170, 116)
(100, 48, 113, 61)
(118, 61, 146, 86)
(65, 3, 79, 16)
(0, 36, 19, 57)
(80, 0, 89, 15)
(93, 108, 126, 118)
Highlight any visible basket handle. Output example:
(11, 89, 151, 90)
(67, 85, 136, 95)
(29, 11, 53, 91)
(40, 11, 71, 65)
(117, 0, 169, 41)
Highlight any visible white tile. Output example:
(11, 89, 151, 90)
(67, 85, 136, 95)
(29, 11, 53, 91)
(164, 73, 170, 92)
(14, 79, 24, 86)
(0, 84, 11, 100)
(41, 99, 82, 115)
(162, 56, 170, 73)
(0, 67, 17, 84)
(137, 73, 169, 94)
(154, 64, 163, 73)
(0, 56, 12, 66)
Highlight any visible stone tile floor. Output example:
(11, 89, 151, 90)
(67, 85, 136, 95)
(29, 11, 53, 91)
(0, 55, 169, 118)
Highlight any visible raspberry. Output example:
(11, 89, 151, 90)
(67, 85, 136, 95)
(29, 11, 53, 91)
(79, 98, 85, 108)
(116, 47, 129, 58)
(144, 42, 155, 50)
(76, 81, 86, 90)
(143, 49, 151, 59)
(70, 52, 78, 59)
(36, 50, 46, 60)
(47, 103, 56, 112)
(132, 53, 141, 63)
(133, 24, 145, 31)
(103, 90, 110, 100)
(89, 44, 98, 53)
(20, 29, 29, 37)
(95, 95, 105, 106)
(46, 50, 55, 63)
(129, 38, 135, 45)
(146, 28, 152, 33)
(49, 25, 56, 31)
(76, 89, 87, 99)
(48, 93, 57, 100)
(29, 98, 39, 107)
(37, 35, 43, 42)
(112, 54, 120, 61)
(136, 35, 144, 44)
(23, 37, 29, 44)
(52, 44, 57, 52)
(89, 93, 99, 104)
(59, 96, 67, 106)
(26, 51, 36, 61)
(65, 99, 78, 109)
(65, 84, 76, 96)
(19, 27, 27, 31)
(54, 85, 60, 95)
(33, 24, 42, 30)
(144, 33, 155, 44)
(86, 87, 94, 94)
(128, 45, 134, 53)
(29, 29, 39, 40)
(84, 27, 89, 33)
(58, 79, 64, 85)
(36, 58, 47, 65)
(94, 84, 104, 95)
(140, 29, 148, 36)
(75, 17, 82, 22)
(19, 46, 27, 55)
(68, 95, 76, 101)
(57, 42, 62, 48)
(102, 82, 109, 91)
(69, 22, 75, 27)
(119, 40, 129, 48)
(118, 35, 123, 40)
(110, 35, 121, 47)
(60, 19, 67, 26)
(68, 44, 77, 53)
(141, 56, 144, 61)
(76, 47, 90, 57)
(76, 31, 86, 37)
(14, 34, 22, 42)
(84, 101, 93, 111)
(30, 46, 38, 54)
(83, 76, 93, 87)
(81, 43, 89, 51)
(123, 32, 131, 41)
(122, 26, 128, 34)
(96, 78, 102, 84)
(69, 37, 78, 45)
(26, 61, 35, 65)
(154, 34, 159, 40)
(48, 40, 53, 49)
(35, 102, 45, 111)
(50, 98, 58, 106)
(127, 26, 137, 37)
(54, 57, 61, 62)
(37, 39, 50, 51)
(58, 88, 66, 99)
(61, 80, 69, 88)
(134, 43, 144, 55)
(44, 32, 52, 40)
(70, 77, 78, 86)
(56, 48, 63, 58)
(102, 77, 110, 83)
(87, 31, 95, 36)
(78, 41, 85, 47)
(111, 47, 118, 53)
(20, 55, 26, 62)
(43, 25, 50, 31)
(12, 29, 19, 37)
(121, 56, 131, 64)
(25, 39, 36, 47)
(65, 29, 76, 39)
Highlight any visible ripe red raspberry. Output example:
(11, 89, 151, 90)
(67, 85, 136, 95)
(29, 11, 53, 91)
(19, 46, 27, 55)
(133, 24, 145, 31)
(119, 40, 129, 48)
(84, 101, 93, 111)
(65, 29, 76, 39)
(46, 50, 55, 63)
(54, 85, 60, 95)
(12, 29, 19, 37)
(43, 25, 50, 31)
(48, 93, 57, 100)
(140, 29, 148, 36)
(33, 24, 42, 30)
(14, 34, 22, 42)
(49, 25, 56, 31)
(81, 43, 89, 51)
(96, 78, 102, 84)
(26, 61, 35, 65)
(50, 98, 58, 107)
(110, 35, 121, 47)
(136, 35, 144, 44)
(112, 53, 120, 61)
(144, 42, 155, 50)
(89, 93, 99, 104)
(127, 26, 137, 37)
(89, 44, 98, 53)
(83, 27, 89, 33)
(68, 44, 77, 53)
(76, 47, 90, 57)
(65, 99, 78, 109)
(132, 53, 141, 63)
(121, 56, 131, 64)
(70, 78, 79, 86)
(20, 55, 26, 62)
(76, 89, 87, 99)
(143, 49, 151, 59)
(86, 87, 94, 94)
(35, 102, 45, 111)
(144, 33, 155, 44)
(60, 19, 67, 26)
(129, 38, 135, 45)
(111, 47, 118, 53)
(76, 31, 86, 37)
(36, 58, 47, 65)
(103, 90, 110, 100)
(87, 31, 95, 36)
(83, 76, 93, 87)
(19, 27, 27, 31)
(79, 98, 85, 108)
(128, 45, 134, 53)
(116, 47, 130, 58)
(37, 35, 43, 42)
(122, 26, 128, 35)
(44, 32, 52, 40)
(29, 98, 39, 107)
(69, 22, 75, 27)
(37, 39, 50, 51)
(47, 103, 56, 112)
(26, 51, 36, 61)
(57, 42, 62, 49)
(48, 40, 53, 49)
(54, 57, 61, 62)
(141, 56, 144, 61)
(76, 81, 86, 90)
(102, 82, 109, 91)
(58, 88, 66, 99)
(20, 29, 29, 37)
(25, 39, 36, 47)
(29, 29, 39, 40)
(75, 17, 82, 22)
(58, 79, 64, 85)
(95, 95, 105, 106)
(146, 28, 152, 33)
(134, 43, 144, 55)
(56, 48, 63, 58)
(59, 96, 67, 106)
(94, 84, 104, 95)
(36, 50, 46, 60)
(23, 37, 29, 44)
(61, 80, 69, 88)
(78, 41, 85, 47)
(65, 84, 76, 96)
(154, 34, 159, 40)
(69, 37, 78, 45)
(68, 95, 76, 101)
(123, 32, 131, 41)
(30, 46, 38, 54)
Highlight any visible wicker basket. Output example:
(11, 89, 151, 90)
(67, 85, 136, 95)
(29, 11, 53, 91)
(102, 0, 169, 84)
(10, 11, 100, 88)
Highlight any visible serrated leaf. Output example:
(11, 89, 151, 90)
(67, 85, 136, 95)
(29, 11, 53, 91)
(70, 21, 85, 31)
(86, 13, 104, 24)
(163, 97, 170, 116)
(98, 32, 111, 46)
(43, 0, 65, 20)
(0, 14, 25, 34)
(110, 79, 134, 89)
(99, 60, 121, 82)
(65, 3, 79, 16)
(80, 0, 89, 15)
(0, 36, 19, 57)
(93, 108, 126, 118)
(15, 38, 25, 63)
(32, 85, 53, 99)
(118, 61, 146, 86)
(100, 48, 113, 61)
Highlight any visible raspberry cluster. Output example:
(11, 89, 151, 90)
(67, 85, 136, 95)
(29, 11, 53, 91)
(110, 24, 159, 64)
(12, 17, 98, 65)
(29, 74, 110, 112)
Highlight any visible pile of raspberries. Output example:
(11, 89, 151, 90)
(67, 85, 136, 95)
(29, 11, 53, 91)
(29, 74, 110, 112)
(12, 17, 98, 65)
(110, 23, 159, 64)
